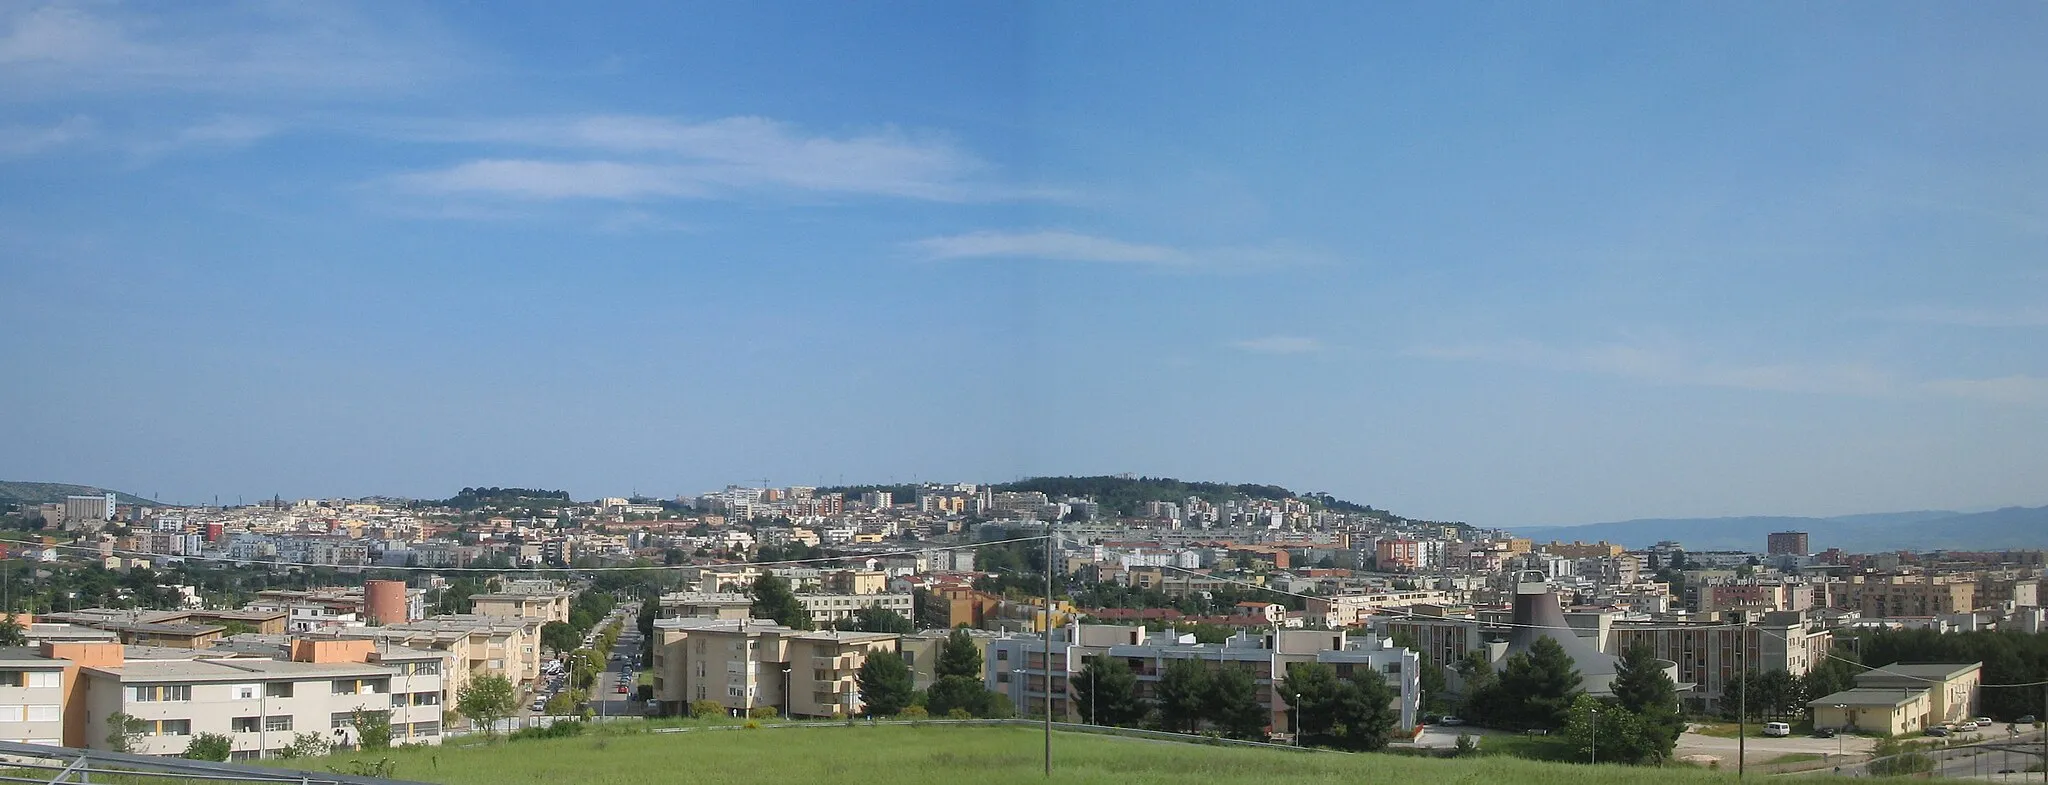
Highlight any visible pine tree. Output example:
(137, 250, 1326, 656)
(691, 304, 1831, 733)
(856, 652, 915, 716)
(1281, 662, 1343, 743)
(1610, 641, 1681, 762)
(1155, 658, 1212, 733)
(936, 627, 982, 679)
(1333, 669, 1400, 751)
(749, 574, 812, 630)
(1495, 637, 1582, 730)
(1074, 655, 1147, 727)
(1205, 665, 1269, 740)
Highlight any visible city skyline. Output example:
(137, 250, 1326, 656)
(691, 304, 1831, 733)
(4, 3, 2047, 526)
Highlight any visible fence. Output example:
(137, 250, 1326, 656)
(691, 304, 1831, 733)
(0, 740, 432, 785)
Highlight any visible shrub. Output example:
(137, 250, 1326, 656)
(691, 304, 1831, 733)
(509, 721, 587, 741)
(946, 708, 973, 720)
(1453, 733, 1478, 757)
(748, 707, 779, 720)
(742, 720, 761, 730)
(690, 700, 725, 719)
(899, 706, 929, 719)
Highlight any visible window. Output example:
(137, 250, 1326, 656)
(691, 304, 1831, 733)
(413, 692, 439, 706)
(409, 662, 439, 676)
(996, 650, 1009, 661)
(232, 717, 260, 733)
(26, 705, 59, 722)
(148, 719, 192, 736)
(265, 682, 293, 698)
(0, 672, 17, 687)
(0, 671, 60, 689)
(265, 715, 292, 732)
(410, 721, 439, 737)
(331, 712, 356, 729)
(130, 685, 193, 702)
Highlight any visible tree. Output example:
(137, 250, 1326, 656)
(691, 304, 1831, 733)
(1074, 655, 1146, 727)
(856, 652, 915, 716)
(913, 588, 949, 630)
(1722, 669, 1800, 721)
(1492, 637, 1583, 730)
(1609, 641, 1681, 762)
(1331, 668, 1400, 751)
(1206, 664, 1269, 740)
(182, 732, 232, 761)
(749, 574, 812, 630)
(280, 731, 330, 759)
(935, 627, 982, 679)
(351, 708, 392, 750)
(457, 674, 516, 739)
(0, 611, 24, 647)
(540, 621, 580, 654)
(926, 675, 1004, 718)
(104, 712, 147, 753)
(1564, 694, 1663, 765)
(1282, 662, 1343, 742)
(834, 607, 914, 634)
(1155, 658, 1212, 733)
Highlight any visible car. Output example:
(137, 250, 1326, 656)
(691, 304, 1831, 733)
(2020, 715, 2039, 724)
(1812, 728, 1837, 739)
(1974, 717, 1994, 726)
(1762, 722, 1791, 737)
(1958, 721, 1979, 731)
(1924, 727, 1950, 737)
(615, 685, 628, 694)
(1439, 716, 1465, 726)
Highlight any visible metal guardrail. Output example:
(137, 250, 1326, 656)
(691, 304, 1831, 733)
(0, 741, 435, 785)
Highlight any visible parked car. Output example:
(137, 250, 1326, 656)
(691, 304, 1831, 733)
(616, 684, 629, 694)
(2019, 715, 2038, 724)
(1958, 721, 1979, 731)
(1974, 717, 1994, 726)
(1439, 716, 1465, 726)
(1762, 722, 1792, 737)
(1812, 727, 1837, 739)
(1925, 727, 1950, 737)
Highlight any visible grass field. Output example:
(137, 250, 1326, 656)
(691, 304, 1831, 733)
(295, 724, 1828, 785)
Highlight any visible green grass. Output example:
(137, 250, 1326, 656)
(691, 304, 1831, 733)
(295, 724, 1810, 785)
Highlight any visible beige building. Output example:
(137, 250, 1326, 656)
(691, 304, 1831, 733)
(658, 592, 754, 621)
(1809, 661, 1980, 735)
(795, 593, 914, 628)
(469, 585, 572, 625)
(309, 614, 541, 702)
(1843, 575, 1977, 618)
(0, 649, 68, 744)
(75, 639, 446, 758)
(1809, 688, 1933, 736)
(649, 617, 898, 718)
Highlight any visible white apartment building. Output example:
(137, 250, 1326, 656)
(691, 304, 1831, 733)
(796, 593, 913, 628)
(79, 648, 445, 759)
(0, 650, 66, 744)
(649, 617, 898, 718)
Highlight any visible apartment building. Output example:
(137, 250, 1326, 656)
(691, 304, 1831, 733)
(0, 649, 67, 744)
(1307, 591, 1456, 629)
(1608, 611, 1832, 713)
(76, 639, 445, 758)
(469, 582, 572, 624)
(648, 617, 899, 718)
(658, 592, 754, 621)
(1841, 575, 1977, 618)
(796, 593, 913, 628)
(984, 624, 1423, 730)
(309, 614, 540, 700)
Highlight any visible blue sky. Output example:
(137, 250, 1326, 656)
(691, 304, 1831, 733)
(3, 2, 2045, 526)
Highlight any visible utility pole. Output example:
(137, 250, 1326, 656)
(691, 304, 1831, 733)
(1591, 707, 1599, 765)
(1737, 619, 1748, 782)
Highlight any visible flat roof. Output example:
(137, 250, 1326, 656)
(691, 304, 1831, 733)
(1809, 688, 1927, 707)
(1857, 663, 1983, 682)
(86, 658, 393, 683)
(0, 648, 63, 667)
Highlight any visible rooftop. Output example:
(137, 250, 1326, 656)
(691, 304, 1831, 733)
(85, 657, 392, 683)
(1808, 687, 1929, 707)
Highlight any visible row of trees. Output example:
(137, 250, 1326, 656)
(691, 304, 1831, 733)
(1072, 656, 1398, 749)
(855, 628, 1011, 718)
(1460, 638, 1685, 765)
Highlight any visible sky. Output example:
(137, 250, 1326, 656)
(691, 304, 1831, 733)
(2, 3, 2045, 527)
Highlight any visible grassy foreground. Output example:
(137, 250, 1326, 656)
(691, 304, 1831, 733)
(300, 724, 1801, 785)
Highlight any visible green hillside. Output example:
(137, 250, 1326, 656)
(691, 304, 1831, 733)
(0, 481, 156, 506)
(300, 723, 1766, 785)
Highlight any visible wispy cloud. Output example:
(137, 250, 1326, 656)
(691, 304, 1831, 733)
(908, 229, 1329, 272)
(1876, 304, 2048, 328)
(1227, 335, 1325, 355)
(386, 115, 1044, 203)
(0, 115, 92, 157)
(1410, 339, 2048, 405)
(0, 3, 468, 97)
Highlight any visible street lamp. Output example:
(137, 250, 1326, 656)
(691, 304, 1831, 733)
(1293, 693, 1302, 747)
(1590, 707, 1599, 765)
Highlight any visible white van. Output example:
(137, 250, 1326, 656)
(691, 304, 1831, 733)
(1762, 722, 1792, 737)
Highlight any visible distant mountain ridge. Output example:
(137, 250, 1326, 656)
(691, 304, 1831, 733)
(0, 481, 157, 507)
(1510, 506, 2047, 552)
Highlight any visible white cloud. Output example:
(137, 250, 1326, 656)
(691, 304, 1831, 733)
(0, 115, 92, 157)
(0, 2, 467, 97)
(383, 115, 1034, 203)
(1878, 304, 2048, 328)
(1227, 336, 1325, 355)
(907, 229, 1330, 272)
(910, 230, 1189, 265)
(395, 160, 710, 201)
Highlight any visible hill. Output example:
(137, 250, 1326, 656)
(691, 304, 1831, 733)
(1511, 506, 2046, 552)
(300, 723, 1746, 785)
(994, 475, 1452, 526)
(0, 481, 156, 506)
